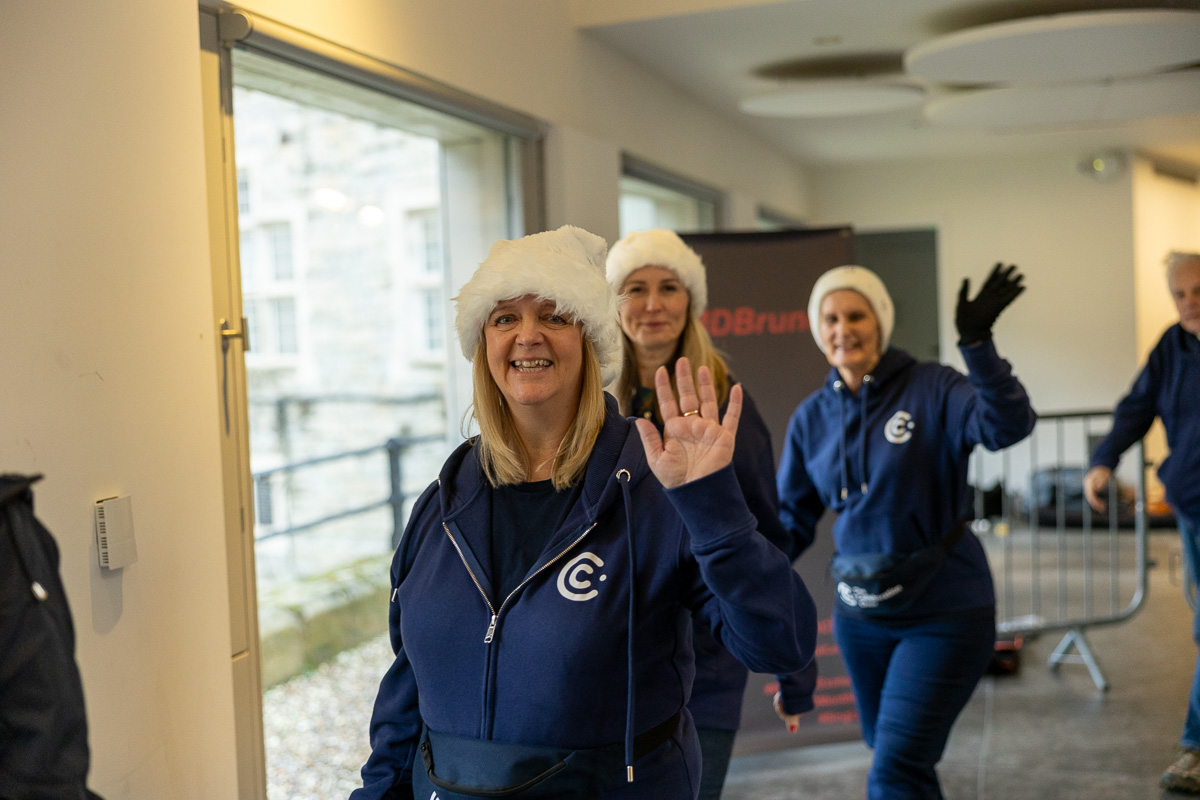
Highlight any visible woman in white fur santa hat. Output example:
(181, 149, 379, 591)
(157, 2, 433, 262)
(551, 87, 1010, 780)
(606, 228, 804, 800)
(352, 225, 816, 800)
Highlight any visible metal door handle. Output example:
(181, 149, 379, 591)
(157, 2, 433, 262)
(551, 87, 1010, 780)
(218, 317, 249, 436)
(219, 317, 250, 352)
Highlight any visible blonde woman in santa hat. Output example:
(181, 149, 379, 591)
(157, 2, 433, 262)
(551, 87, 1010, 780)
(606, 228, 803, 800)
(774, 263, 1034, 800)
(351, 226, 816, 800)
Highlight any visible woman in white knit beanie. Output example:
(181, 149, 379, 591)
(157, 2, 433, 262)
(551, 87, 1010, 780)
(774, 262, 1033, 800)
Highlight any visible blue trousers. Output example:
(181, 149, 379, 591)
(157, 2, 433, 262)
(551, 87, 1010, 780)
(834, 610, 995, 800)
(1176, 513, 1200, 751)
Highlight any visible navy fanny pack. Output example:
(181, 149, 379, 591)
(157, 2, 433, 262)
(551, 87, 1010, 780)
(413, 710, 681, 799)
(829, 519, 967, 616)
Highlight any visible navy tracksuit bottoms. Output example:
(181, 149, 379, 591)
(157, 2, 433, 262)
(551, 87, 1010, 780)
(834, 609, 995, 800)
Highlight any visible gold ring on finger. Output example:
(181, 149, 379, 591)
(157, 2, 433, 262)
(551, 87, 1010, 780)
(683, 410, 699, 417)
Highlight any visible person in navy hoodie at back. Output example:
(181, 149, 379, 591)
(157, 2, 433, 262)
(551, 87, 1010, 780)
(1083, 251, 1200, 794)
(350, 225, 817, 800)
(605, 229, 806, 800)
(772, 264, 1035, 800)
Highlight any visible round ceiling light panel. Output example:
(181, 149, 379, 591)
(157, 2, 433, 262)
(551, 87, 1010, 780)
(905, 9, 1200, 85)
(925, 69, 1200, 128)
(740, 79, 926, 118)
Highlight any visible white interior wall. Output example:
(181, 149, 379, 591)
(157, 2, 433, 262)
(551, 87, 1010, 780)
(1131, 156, 1200, 496)
(0, 1, 239, 798)
(544, 125, 622, 242)
(810, 153, 1139, 415)
(724, 191, 763, 229)
(1133, 157, 1200, 356)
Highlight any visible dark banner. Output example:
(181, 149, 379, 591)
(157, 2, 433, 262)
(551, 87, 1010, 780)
(681, 228, 860, 754)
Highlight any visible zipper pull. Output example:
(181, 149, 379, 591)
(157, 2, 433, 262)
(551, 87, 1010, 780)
(484, 613, 498, 644)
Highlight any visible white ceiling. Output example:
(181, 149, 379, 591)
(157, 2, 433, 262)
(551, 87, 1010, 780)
(577, 0, 1200, 167)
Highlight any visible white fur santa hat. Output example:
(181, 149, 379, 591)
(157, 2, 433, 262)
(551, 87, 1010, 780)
(605, 229, 708, 315)
(807, 265, 895, 353)
(454, 225, 623, 385)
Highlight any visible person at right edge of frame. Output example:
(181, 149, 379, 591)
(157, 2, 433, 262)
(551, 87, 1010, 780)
(771, 263, 1036, 800)
(1082, 251, 1200, 795)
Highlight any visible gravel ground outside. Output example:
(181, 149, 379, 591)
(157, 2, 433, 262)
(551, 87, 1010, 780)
(264, 632, 394, 800)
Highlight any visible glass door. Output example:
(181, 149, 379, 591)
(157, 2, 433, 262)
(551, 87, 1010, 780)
(229, 48, 523, 798)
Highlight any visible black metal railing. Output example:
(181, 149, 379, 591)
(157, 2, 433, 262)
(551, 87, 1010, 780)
(252, 433, 444, 549)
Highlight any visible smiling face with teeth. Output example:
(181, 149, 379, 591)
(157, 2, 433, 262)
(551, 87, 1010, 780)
(484, 294, 585, 421)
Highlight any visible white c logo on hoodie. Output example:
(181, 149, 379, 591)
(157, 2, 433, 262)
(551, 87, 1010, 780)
(884, 411, 915, 444)
(557, 552, 606, 601)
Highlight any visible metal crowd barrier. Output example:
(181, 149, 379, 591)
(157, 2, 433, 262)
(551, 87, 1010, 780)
(970, 410, 1150, 691)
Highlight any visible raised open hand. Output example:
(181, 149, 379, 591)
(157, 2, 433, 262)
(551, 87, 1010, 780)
(634, 357, 741, 489)
(955, 263, 1025, 346)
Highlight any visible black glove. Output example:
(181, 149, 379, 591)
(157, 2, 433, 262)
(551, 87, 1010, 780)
(955, 263, 1025, 346)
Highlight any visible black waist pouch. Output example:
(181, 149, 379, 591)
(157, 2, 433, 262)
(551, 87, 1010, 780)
(830, 519, 967, 616)
(413, 711, 680, 799)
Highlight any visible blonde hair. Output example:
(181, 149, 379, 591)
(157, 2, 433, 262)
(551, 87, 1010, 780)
(612, 312, 730, 424)
(471, 334, 606, 489)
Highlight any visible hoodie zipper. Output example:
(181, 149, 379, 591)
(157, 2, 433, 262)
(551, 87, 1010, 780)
(441, 520, 599, 643)
(442, 520, 598, 737)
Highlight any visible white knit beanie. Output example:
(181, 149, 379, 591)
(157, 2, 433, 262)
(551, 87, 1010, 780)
(454, 225, 623, 385)
(807, 265, 895, 353)
(605, 229, 708, 315)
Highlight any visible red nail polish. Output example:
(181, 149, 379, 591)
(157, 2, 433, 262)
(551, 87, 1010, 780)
(788, 723, 797, 733)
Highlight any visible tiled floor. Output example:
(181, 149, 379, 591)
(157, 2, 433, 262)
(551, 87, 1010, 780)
(723, 531, 1196, 800)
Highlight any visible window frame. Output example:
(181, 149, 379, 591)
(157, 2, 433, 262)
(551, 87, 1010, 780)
(756, 206, 806, 231)
(620, 153, 724, 233)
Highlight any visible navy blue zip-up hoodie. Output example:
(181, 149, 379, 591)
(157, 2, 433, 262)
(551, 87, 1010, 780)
(352, 395, 817, 800)
(631, 386, 796, 731)
(1090, 324, 1200, 518)
(777, 342, 1036, 621)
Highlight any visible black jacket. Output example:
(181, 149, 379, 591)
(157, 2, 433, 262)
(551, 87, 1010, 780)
(0, 474, 103, 800)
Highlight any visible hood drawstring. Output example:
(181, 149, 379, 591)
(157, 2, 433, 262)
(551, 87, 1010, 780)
(859, 375, 871, 496)
(834, 381, 850, 501)
(617, 468, 637, 782)
(833, 376, 871, 501)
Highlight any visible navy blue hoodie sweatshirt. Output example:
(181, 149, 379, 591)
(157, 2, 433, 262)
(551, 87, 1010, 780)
(1090, 324, 1200, 518)
(778, 341, 1035, 617)
(352, 395, 817, 799)
(774, 342, 1034, 712)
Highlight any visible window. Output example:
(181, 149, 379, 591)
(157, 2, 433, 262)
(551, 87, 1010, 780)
(266, 222, 293, 280)
(422, 288, 444, 351)
(239, 230, 258, 285)
(230, 43, 528, 702)
(407, 208, 443, 275)
(619, 155, 721, 237)
(254, 476, 274, 526)
(756, 207, 805, 231)
(237, 168, 251, 216)
(243, 297, 298, 356)
(239, 220, 299, 363)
